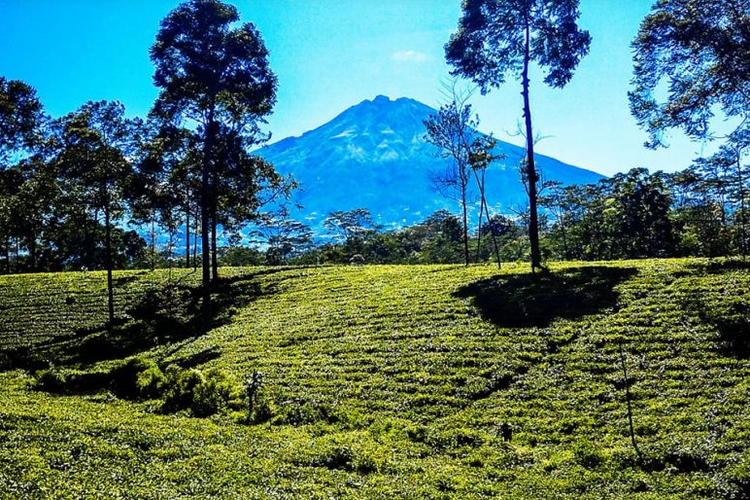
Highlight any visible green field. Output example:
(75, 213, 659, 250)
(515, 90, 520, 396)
(2, 260, 750, 499)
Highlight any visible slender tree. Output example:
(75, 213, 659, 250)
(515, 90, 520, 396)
(446, 0, 591, 272)
(55, 101, 137, 325)
(469, 135, 503, 267)
(150, 0, 277, 320)
(423, 85, 477, 266)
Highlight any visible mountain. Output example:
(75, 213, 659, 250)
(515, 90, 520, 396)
(258, 95, 604, 232)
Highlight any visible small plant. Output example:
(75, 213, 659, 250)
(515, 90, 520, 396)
(162, 366, 204, 413)
(110, 358, 163, 399)
(192, 368, 239, 417)
(136, 364, 167, 399)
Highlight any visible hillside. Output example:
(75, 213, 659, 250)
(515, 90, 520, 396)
(258, 96, 605, 232)
(2, 260, 750, 498)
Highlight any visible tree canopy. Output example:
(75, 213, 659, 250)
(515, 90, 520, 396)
(630, 0, 750, 148)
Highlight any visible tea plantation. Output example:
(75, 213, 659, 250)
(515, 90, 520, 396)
(2, 260, 750, 499)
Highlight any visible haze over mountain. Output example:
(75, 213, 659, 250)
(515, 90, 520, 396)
(258, 95, 604, 232)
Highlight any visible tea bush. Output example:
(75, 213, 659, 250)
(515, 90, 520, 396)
(3, 261, 750, 498)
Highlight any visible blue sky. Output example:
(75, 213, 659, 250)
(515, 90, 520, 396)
(0, 0, 711, 176)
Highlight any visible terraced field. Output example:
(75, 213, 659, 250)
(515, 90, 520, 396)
(2, 260, 750, 499)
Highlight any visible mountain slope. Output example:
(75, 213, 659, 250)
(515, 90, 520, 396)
(259, 95, 604, 231)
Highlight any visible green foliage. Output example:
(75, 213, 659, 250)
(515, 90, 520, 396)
(630, 0, 750, 149)
(162, 365, 204, 413)
(136, 363, 166, 399)
(161, 365, 240, 417)
(3, 261, 750, 498)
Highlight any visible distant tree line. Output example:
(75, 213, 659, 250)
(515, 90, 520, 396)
(3, 0, 750, 313)
(237, 156, 750, 265)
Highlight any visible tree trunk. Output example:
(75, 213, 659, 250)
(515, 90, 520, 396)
(201, 104, 216, 324)
(4, 236, 9, 274)
(737, 153, 747, 258)
(28, 232, 37, 272)
(104, 200, 115, 326)
(473, 168, 501, 268)
(475, 191, 485, 263)
(522, 23, 543, 272)
(185, 198, 191, 268)
(150, 216, 156, 271)
(211, 204, 218, 282)
(193, 210, 199, 271)
(461, 181, 470, 266)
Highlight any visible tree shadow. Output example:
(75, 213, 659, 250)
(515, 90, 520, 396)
(683, 297, 750, 359)
(1, 270, 280, 371)
(685, 259, 750, 275)
(455, 266, 637, 328)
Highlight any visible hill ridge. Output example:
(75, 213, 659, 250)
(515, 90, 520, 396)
(258, 95, 605, 232)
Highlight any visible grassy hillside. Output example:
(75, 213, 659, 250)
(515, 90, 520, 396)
(2, 260, 750, 499)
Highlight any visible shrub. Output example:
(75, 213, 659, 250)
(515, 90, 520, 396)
(35, 367, 68, 392)
(192, 368, 239, 417)
(161, 366, 239, 417)
(162, 366, 204, 413)
(110, 358, 163, 399)
(136, 364, 167, 399)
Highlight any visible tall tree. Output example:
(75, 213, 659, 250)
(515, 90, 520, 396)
(446, 0, 591, 272)
(0, 78, 46, 272)
(55, 101, 137, 325)
(150, 0, 277, 320)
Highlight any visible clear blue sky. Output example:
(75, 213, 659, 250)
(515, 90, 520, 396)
(0, 0, 710, 176)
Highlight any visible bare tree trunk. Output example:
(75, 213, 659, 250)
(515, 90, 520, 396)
(104, 200, 115, 326)
(461, 181, 470, 266)
(211, 205, 218, 282)
(185, 198, 191, 268)
(150, 217, 156, 271)
(193, 211, 198, 271)
(473, 168, 501, 268)
(522, 23, 543, 272)
(737, 152, 747, 258)
(475, 198, 484, 263)
(201, 105, 216, 324)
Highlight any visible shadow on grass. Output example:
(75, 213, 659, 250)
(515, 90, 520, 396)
(684, 297, 750, 358)
(455, 266, 637, 328)
(1, 270, 282, 371)
(685, 258, 750, 275)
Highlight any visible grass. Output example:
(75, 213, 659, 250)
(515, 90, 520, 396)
(2, 259, 750, 498)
